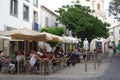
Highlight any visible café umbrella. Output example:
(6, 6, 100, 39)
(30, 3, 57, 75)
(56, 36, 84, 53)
(0, 28, 61, 42)
(0, 28, 41, 40)
(32, 32, 61, 42)
(0, 28, 62, 73)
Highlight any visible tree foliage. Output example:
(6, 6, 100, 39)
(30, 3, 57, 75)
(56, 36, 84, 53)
(109, 0, 120, 16)
(40, 27, 65, 36)
(55, 0, 110, 43)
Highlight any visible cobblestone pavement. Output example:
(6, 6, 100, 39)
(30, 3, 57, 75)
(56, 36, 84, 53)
(0, 55, 120, 80)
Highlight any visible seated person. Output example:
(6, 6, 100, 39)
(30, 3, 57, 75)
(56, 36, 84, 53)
(29, 50, 41, 73)
(66, 53, 72, 66)
(29, 50, 34, 57)
(40, 49, 49, 60)
(48, 52, 57, 66)
(37, 49, 43, 57)
(15, 51, 25, 73)
(51, 55, 57, 67)
(0, 51, 15, 73)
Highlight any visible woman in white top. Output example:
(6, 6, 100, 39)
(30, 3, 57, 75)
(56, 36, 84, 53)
(30, 53, 36, 67)
(29, 51, 41, 73)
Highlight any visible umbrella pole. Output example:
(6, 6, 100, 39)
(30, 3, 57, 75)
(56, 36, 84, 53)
(43, 42, 46, 50)
(24, 40, 26, 61)
(17, 40, 26, 74)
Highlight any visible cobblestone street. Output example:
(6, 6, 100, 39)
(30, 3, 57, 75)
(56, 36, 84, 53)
(0, 54, 120, 80)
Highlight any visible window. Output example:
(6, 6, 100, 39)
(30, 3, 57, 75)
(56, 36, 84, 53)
(118, 29, 120, 34)
(97, 3, 101, 11)
(119, 29, 120, 34)
(119, 40, 120, 44)
(45, 17, 48, 27)
(10, 0, 18, 17)
(55, 22, 58, 27)
(110, 32, 114, 36)
(25, 0, 29, 2)
(33, 0, 38, 7)
(23, 5, 29, 21)
(33, 11, 38, 23)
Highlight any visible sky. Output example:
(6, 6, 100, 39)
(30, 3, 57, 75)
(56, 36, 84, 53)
(40, 0, 111, 13)
(40, 0, 74, 12)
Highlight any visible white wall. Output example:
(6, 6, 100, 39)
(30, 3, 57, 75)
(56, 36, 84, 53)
(0, 0, 42, 55)
(90, 38, 107, 53)
(113, 24, 120, 46)
(108, 23, 120, 47)
(0, 0, 41, 31)
(80, 0, 110, 22)
(40, 6, 57, 28)
(114, 27, 120, 45)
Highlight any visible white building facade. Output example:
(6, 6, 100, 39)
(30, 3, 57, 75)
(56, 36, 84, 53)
(0, 0, 42, 31)
(108, 23, 120, 47)
(0, 0, 60, 54)
(0, 0, 42, 54)
(40, 6, 59, 28)
(80, 0, 110, 22)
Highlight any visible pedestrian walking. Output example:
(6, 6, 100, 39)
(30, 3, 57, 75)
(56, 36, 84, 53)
(83, 49, 87, 62)
(71, 49, 77, 66)
(112, 46, 116, 55)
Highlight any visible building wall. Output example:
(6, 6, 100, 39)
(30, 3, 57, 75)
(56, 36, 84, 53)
(114, 26, 120, 46)
(80, 0, 108, 22)
(0, 0, 42, 55)
(0, 0, 41, 31)
(40, 6, 57, 28)
(108, 23, 120, 47)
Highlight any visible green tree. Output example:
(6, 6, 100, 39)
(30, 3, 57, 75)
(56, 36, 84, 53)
(40, 27, 65, 47)
(109, 0, 120, 17)
(41, 27, 65, 36)
(55, 0, 110, 47)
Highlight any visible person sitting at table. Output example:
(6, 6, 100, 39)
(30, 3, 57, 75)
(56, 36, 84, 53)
(29, 50, 41, 73)
(0, 51, 15, 73)
(29, 50, 34, 57)
(41, 49, 49, 60)
(48, 52, 57, 66)
(66, 52, 72, 66)
(15, 51, 25, 73)
(52, 54, 57, 67)
(37, 49, 43, 57)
